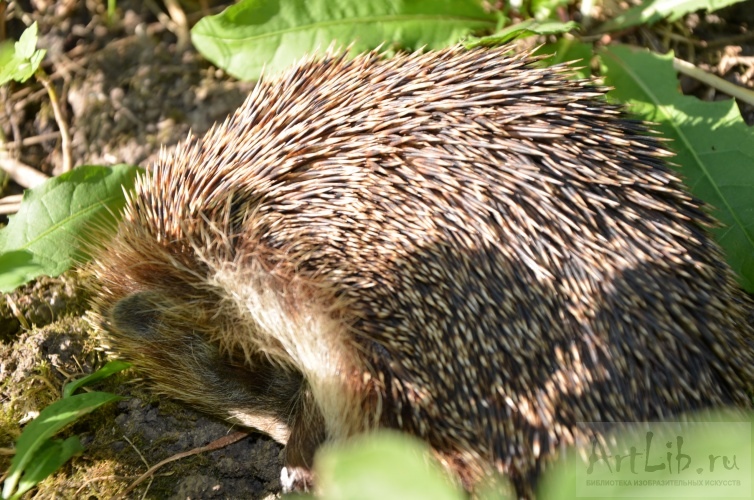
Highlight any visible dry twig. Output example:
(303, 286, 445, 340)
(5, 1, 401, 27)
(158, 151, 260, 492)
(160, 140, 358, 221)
(0, 153, 49, 189)
(114, 431, 249, 499)
(36, 73, 73, 173)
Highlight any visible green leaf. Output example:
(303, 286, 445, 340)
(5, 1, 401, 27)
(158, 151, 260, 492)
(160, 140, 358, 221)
(600, 0, 749, 32)
(0, 42, 15, 69)
(16, 21, 39, 60)
(0, 164, 141, 291)
(316, 432, 464, 500)
(0, 250, 45, 293)
(534, 39, 593, 78)
(600, 45, 754, 292)
(2, 392, 121, 499)
(62, 361, 131, 399)
(10, 437, 83, 500)
(466, 19, 577, 48)
(0, 22, 47, 85)
(191, 0, 499, 80)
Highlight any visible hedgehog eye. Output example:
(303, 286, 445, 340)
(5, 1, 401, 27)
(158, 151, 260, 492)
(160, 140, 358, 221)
(110, 292, 162, 338)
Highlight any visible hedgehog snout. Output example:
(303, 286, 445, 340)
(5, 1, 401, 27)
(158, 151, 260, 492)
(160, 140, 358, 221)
(103, 287, 315, 447)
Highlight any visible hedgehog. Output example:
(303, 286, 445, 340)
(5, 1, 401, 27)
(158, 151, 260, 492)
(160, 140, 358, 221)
(88, 45, 754, 497)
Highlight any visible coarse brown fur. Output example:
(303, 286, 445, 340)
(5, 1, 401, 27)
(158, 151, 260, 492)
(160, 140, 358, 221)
(89, 45, 754, 497)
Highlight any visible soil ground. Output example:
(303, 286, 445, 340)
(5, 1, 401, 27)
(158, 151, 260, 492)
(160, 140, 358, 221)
(1, 0, 753, 498)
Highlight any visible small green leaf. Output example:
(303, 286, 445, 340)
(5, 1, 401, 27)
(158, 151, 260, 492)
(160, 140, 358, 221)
(600, 45, 754, 292)
(316, 432, 464, 500)
(27, 50, 46, 75)
(0, 22, 47, 85)
(467, 19, 577, 47)
(63, 361, 131, 399)
(0, 42, 15, 68)
(523, 20, 578, 35)
(191, 0, 499, 80)
(600, 0, 749, 32)
(16, 22, 39, 60)
(0, 250, 45, 293)
(2, 392, 121, 499)
(10, 437, 83, 500)
(0, 164, 141, 290)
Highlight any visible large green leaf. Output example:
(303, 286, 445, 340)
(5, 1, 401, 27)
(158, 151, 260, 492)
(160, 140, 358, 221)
(600, 45, 754, 292)
(600, 0, 748, 32)
(191, 0, 499, 80)
(0, 164, 141, 291)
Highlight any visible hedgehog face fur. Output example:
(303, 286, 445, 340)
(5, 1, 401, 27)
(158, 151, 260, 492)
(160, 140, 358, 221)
(90, 46, 754, 495)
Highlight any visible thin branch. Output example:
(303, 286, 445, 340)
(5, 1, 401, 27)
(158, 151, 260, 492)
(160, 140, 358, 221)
(0, 194, 23, 215)
(673, 57, 754, 107)
(0, 152, 49, 188)
(3, 131, 61, 148)
(36, 71, 73, 173)
(114, 431, 248, 500)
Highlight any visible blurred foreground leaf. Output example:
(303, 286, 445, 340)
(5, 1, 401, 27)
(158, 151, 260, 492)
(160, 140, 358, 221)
(316, 432, 467, 500)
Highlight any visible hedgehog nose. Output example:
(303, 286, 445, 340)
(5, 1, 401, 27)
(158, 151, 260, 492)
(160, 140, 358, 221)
(110, 291, 162, 338)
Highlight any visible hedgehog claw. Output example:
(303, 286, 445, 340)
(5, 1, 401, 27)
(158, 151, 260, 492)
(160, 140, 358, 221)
(281, 465, 313, 493)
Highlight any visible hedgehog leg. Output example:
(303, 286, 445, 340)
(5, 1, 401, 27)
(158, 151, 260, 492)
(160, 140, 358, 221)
(279, 385, 326, 492)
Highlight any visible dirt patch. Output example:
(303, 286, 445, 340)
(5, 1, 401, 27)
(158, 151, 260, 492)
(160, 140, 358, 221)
(0, 273, 283, 499)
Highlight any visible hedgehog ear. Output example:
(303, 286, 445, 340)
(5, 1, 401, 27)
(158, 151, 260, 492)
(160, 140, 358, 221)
(110, 291, 162, 338)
